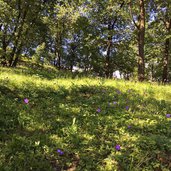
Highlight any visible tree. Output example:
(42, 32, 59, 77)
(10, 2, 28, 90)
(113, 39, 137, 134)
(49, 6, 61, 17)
(129, 0, 146, 81)
(148, 0, 171, 82)
(160, 2, 171, 83)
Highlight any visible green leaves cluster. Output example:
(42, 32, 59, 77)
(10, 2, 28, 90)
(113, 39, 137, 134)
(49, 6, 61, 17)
(0, 0, 171, 81)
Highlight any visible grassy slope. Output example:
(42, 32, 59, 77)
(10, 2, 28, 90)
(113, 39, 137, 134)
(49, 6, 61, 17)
(0, 65, 171, 171)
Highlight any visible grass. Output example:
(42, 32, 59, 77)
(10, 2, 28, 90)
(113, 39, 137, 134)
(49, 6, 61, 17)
(0, 64, 171, 171)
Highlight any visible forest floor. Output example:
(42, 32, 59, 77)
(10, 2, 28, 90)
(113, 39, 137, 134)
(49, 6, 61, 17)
(0, 64, 171, 171)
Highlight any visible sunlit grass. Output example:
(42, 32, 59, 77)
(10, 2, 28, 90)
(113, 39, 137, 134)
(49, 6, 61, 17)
(0, 65, 171, 170)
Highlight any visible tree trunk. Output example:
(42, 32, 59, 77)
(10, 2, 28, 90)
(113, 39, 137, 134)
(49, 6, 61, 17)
(9, 46, 17, 66)
(70, 44, 78, 73)
(0, 24, 2, 31)
(9, 8, 28, 66)
(1, 32, 7, 66)
(162, 17, 171, 83)
(105, 21, 112, 78)
(105, 38, 112, 78)
(12, 43, 23, 67)
(58, 52, 61, 70)
(1, 1, 21, 66)
(151, 64, 154, 81)
(70, 63, 73, 72)
(54, 47, 58, 67)
(137, 0, 145, 81)
(104, 2, 125, 78)
(162, 38, 170, 83)
(55, 32, 62, 70)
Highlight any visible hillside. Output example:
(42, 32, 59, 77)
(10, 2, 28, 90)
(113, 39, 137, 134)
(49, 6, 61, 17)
(0, 65, 171, 171)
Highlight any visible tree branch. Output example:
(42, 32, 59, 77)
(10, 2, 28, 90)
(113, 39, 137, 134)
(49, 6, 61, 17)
(111, 1, 125, 29)
(129, 2, 139, 29)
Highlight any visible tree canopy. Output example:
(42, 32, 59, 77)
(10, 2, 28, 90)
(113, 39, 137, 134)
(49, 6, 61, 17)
(0, 0, 171, 82)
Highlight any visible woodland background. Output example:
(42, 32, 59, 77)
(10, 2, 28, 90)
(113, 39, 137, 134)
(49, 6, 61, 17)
(0, 0, 171, 82)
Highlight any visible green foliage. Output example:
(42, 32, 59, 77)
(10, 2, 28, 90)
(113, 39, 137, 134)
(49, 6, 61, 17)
(0, 0, 170, 80)
(0, 65, 171, 170)
(33, 42, 46, 64)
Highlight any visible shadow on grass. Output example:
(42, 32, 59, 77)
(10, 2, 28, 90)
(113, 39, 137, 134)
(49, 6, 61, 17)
(0, 83, 171, 170)
(0, 64, 85, 81)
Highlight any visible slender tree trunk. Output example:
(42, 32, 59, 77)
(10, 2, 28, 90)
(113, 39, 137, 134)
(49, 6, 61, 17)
(162, 18, 171, 83)
(105, 37, 112, 78)
(54, 44, 58, 67)
(58, 52, 61, 70)
(54, 50, 57, 67)
(1, 31, 7, 66)
(105, 21, 112, 78)
(70, 63, 73, 72)
(70, 51, 75, 72)
(137, 0, 145, 81)
(58, 34, 62, 70)
(104, 2, 125, 78)
(9, 8, 28, 66)
(70, 44, 78, 73)
(12, 53, 20, 67)
(1, 1, 21, 66)
(55, 32, 62, 70)
(9, 46, 17, 66)
(12, 43, 23, 67)
(151, 64, 154, 81)
(162, 38, 170, 83)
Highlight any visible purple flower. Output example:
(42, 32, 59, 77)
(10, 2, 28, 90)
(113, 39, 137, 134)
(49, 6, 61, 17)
(57, 149, 64, 155)
(126, 106, 129, 111)
(24, 98, 29, 104)
(166, 114, 171, 118)
(115, 145, 121, 151)
(113, 101, 117, 105)
(97, 108, 101, 113)
(128, 125, 131, 129)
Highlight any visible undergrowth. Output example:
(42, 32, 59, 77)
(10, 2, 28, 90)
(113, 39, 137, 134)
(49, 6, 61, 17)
(0, 65, 171, 171)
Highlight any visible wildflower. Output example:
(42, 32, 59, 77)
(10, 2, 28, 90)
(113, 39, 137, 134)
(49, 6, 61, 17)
(97, 108, 101, 113)
(115, 145, 121, 151)
(128, 125, 131, 129)
(57, 149, 64, 155)
(113, 101, 117, 104)
(24, 98, 29, 104)
(166, 114, 171, 118)
(126, 106, 129, 111)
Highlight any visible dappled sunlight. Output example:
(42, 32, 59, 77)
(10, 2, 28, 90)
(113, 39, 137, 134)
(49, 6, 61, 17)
(0, 67, 171, 170)
(1, 0, 171, 169)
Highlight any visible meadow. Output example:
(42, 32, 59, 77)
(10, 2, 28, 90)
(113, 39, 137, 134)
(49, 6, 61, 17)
(0, 64, 171, 171)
